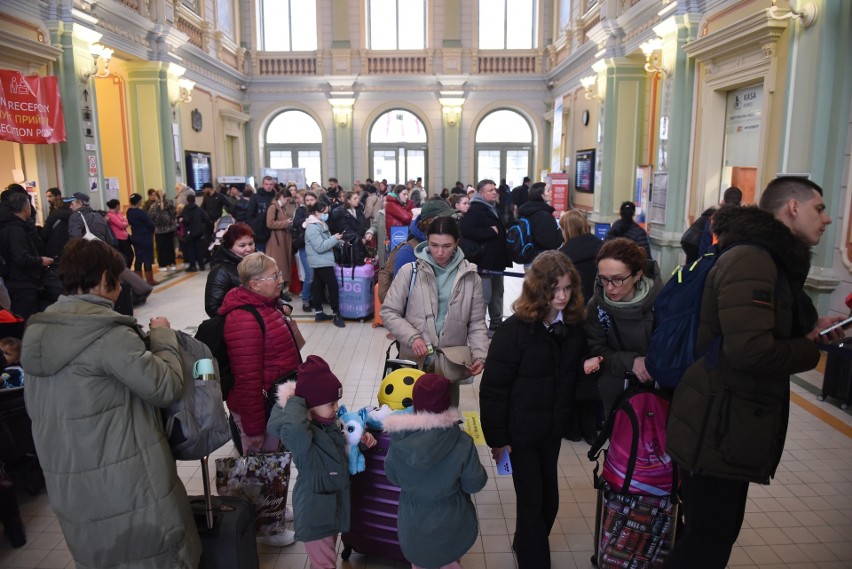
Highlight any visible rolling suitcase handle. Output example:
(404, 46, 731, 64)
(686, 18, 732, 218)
(201, 456, 214, 530)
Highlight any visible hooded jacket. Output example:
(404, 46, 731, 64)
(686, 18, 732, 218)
(21, 295, 201, 569)
(179, 202, 208, 241)
(204, 245, 243, 317)
(480, 314, 587, 448)
(304, 215, 339, 268)
(667, 206, 820, 484)
(0, 209, 43, 288)
(605, 219, 651, 257)
(267, 387, 350, 542)
(381, 245, 489, 364)
(383, 409, 487, 568)
(458, 195, 511, 270)
(220, 285, 301, 436)
(558, 233, 603, 302)
(517, 199, 563, 252)
(40, 205, 73, 258)
(385, 193, 414, 235)
(585, 260, 663, 412)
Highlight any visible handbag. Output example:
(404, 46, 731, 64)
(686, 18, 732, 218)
(433, 345, 474, 383)
(284, 316, 306, 351)
(215, 452, 292, 538)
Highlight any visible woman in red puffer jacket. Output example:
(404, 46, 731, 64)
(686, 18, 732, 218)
(220, 252, 301, 454)
(385, 185, 415, 238)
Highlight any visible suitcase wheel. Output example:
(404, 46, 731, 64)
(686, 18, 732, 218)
(817, 394, 825, 401)
(842, 402, 849, 410)
(590, 553, 598, 566)
(341, 544, 352, 560)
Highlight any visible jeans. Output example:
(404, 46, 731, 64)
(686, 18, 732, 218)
(479, 273, 504, 329)
(298, 248, 313, 303)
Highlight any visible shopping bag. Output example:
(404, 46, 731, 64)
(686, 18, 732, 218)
(215, 452, 292, 538)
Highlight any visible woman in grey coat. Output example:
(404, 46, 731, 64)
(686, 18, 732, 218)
(21, 239, 200, 569)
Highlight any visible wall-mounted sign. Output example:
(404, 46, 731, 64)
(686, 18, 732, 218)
(575, 149, 595, 193)
(0, 70, 66, 144)
(191, 108, 203, 132)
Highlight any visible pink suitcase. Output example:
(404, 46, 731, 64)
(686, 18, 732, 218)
(340, 430, 406, 563)
(336, 263, 375, 320)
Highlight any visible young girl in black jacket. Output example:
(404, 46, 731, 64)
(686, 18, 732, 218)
(479, 250, 588, 569)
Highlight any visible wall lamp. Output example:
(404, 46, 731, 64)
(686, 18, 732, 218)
(330, 98, 355, 128)
(439, 97, 465, 127)
(580, 75, 598, 100)
(177, 77, 195, 104)
(768, 1, 817, 27)
(640, 38, 666, 75)
(82, 43, 113, 81)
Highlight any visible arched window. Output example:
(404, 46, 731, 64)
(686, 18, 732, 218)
(478, 0, 537, 49)
(264, 110, 322, 185)
(258, 0, 317, 51)
(369, 110, 428, 188)
(475, 109, 533, 188)
(367, 0, 426, 50)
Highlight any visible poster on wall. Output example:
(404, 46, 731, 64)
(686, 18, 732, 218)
(575, 149, 595, 193)
(548, 172, 569, 213)
(650, 171, 668, 224)
(0, 70, 66, 144)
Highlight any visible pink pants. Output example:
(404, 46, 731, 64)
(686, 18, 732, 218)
(304, 535, 337, 569)
(412, 562, 463, 569)
(230, 411, 280, 454)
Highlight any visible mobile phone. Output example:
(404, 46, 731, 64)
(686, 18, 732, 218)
(818, 315, 852, 337)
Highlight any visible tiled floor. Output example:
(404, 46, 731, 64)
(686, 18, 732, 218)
(2, 265, 851, 568)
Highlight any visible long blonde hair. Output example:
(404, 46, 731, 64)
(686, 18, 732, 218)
(559, 210, 590, 242)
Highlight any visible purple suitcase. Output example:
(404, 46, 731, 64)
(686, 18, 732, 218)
(341, 431, 407, 563)
(336, 263, 375, 320)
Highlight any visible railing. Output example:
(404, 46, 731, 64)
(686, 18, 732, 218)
(219, 47, 238, 70)
(476, 53, 539, 74)
(366, 53, 428, 74)
(256, 55, 317, 76)
(176, 15, 203, 49)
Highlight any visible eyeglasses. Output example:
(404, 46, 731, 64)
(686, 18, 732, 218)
(254, 270, 283, 283)
(595, 273, 636, 288)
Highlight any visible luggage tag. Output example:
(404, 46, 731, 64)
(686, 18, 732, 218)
(496, 447, 512, 476)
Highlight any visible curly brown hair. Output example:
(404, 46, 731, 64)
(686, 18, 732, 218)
(512, 250, 585, 325)
(596, 237, 647, 275)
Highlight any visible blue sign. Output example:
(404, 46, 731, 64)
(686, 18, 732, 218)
(389, 225, 408, 248)
(594, 222, 610, 240)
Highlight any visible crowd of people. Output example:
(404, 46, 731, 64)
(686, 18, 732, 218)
(0, 174, 846, 569)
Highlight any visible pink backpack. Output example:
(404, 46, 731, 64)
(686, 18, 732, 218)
(589, 381, 676, 496)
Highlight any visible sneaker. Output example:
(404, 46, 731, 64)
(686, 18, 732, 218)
(315, 312, 332, 322)
(285, 506, 294, 522)
(256, 529, 295, 547)
(302, 303, 312, 312)
(186, 266, 198, 273)
(332, 315, 345, 328)
(281, 291, 292, 302)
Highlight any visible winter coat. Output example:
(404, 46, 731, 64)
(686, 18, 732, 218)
(667, 206, 820, 484)
(201, 191, 230, 222)
(585, 260, 663, 412)
(329, 205, 367, 238)
(605, 219, 651, 257)
(367, 209, 388, 267)
(558, 233, 604, 302)
(149, 200, 177, 234)
(204, 246, 244, 317)
(480, 314, 587, 448)
(68, 206, 114, 244)
(517, 200, 563, 252)
(0, 211, 44, 288)
(106, 211, 130, 241)
(233, 196, 251, 223)
(385, 194, 414, 236)
(247, 188, 276, 243)
(21, 295, 201, 569)
(304, 216, 339, 269)
(458, 198, 511, 270)
(127, 207, 155, 245)
(362, 192, 380, 224)
(681, 207, 715, 264)
(220, 286, 300, 437)
(266, 199, 296, 281)
(179, 202, 208, 241)
(267, 392, 350, 542)
(383, 409, 487, 568)
(381, 250, 489, 363)
(40, 205, 73, 259)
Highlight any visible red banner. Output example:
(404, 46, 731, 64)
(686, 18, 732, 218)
(0, 70, 66, 144)
(549, 172, 570, 213)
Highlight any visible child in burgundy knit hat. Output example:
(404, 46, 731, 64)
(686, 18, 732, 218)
(382, 374, 488, 569)
(267, 355, 351, 568)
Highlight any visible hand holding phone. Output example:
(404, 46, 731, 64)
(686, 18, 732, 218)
(819, 315, 852, 337)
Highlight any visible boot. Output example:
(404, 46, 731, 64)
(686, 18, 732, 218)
(133, 270, 143, 280)
(144, 270, 159, 286)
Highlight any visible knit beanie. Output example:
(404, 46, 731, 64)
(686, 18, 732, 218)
(419, 199, 454, 221)
(412, 373, 452, 414)
(295, 355, 342, 409)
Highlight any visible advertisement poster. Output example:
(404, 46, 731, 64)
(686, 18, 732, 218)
(549, 172, 569, 213)
(0, 70, 66, 144)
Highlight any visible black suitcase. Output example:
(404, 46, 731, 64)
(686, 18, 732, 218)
(819, 339, 852, 409)
(113, 281, 133, 316)
(190, 456, 259, 569)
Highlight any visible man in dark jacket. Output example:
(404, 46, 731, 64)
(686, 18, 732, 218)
(180, 194, 211, 272)
(0, 192, 53, 319)
(67, 192, 115, 245)
(247, 176, 276, 251)
(517, 182, 563, 259)
(680, 186, 743, 263)
(511, 176, 530, 218)
(458, 179, 511, 335)
(40, 196, 73, 259)
(664, 176, 841, 569)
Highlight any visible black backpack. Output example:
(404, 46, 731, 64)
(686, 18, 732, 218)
(506, 217, 538, 264)
(195, 305, 264, 400)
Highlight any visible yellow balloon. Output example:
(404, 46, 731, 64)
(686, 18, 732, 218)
(378, 367, 424, 410)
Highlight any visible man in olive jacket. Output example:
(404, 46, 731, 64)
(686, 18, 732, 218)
(664, 177, 840, 569)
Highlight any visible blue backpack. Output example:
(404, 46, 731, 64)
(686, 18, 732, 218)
(506, 217, 538, 264)
(645, 250, 727, 389)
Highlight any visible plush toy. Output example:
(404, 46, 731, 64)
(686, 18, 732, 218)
(338, 405, 369, 475)
(378, 367, 424, 409)
(366, 404, 413, 431)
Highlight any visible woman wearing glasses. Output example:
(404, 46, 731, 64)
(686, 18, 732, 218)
(584, 237, 662, 415)
(220, 252, 301, 457)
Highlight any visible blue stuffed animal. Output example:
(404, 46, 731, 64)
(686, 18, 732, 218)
(338, 405, 369, 475)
